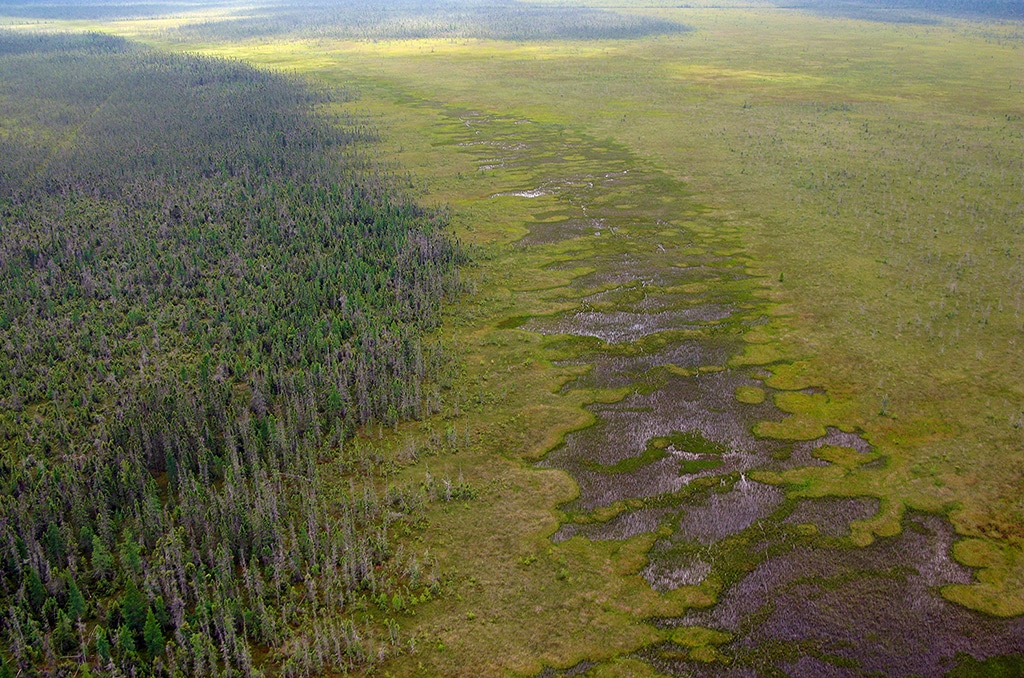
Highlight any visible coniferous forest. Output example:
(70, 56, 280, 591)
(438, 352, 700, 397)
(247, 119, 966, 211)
(0, 32, 465, 677)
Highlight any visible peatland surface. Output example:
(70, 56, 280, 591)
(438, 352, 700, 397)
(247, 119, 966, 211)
(1, 0, 1023, 675)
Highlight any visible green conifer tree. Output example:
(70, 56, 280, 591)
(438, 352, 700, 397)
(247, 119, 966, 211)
(144, 607, 165, 657)
(95, 626, 111, 662)
(91, 534, 114, 582)
(120, 580, 147, 637)
(52, 609, 77, 654)
(25, 568, 46, 614)
(66, 575, 86, 620)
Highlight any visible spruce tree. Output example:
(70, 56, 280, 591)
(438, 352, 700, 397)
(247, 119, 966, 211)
(66, 575, 86, 620)
(120, 581, 148, 637)
(144, 607, 165, 657)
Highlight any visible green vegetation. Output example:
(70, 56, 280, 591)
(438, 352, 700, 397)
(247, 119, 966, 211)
(949, 652, 1024, 678)
(734, 385, 766, 405)
(656, 430, 729, 457)
(584, 444, 667, 475)
(1, 0, 1024, 675)
(0, 32, 463, 676)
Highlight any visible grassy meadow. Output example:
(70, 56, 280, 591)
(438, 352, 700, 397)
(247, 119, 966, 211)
(3, 0, 1024, 674)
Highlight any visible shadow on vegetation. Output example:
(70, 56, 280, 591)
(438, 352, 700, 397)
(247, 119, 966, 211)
(0, 33, 462, 677)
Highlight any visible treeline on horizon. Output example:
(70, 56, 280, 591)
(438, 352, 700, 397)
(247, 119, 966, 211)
(793, 0, 1023, 21)
(1, 0, 1020, 35)
(0, 32, 467, 677)
(170, 0, 690, 43)
(0, 0, 230, 20)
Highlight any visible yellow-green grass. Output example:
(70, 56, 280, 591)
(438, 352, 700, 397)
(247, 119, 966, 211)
(192, 10, 1023, 617)
(337, 109, 729, 674)
(9, 0, 1024, 664)
(734, 385, 766, 404)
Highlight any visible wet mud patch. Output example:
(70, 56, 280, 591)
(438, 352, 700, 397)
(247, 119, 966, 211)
(515, 217, 606, 246)
(557, 339, 737, 391)
(541, 448, 698, 510)
(801, 426, 874, 454)
(551, 506, 675, 543)
(578, 285, 742, 316)
(781, 657, 859, 678)
(654, 514, 1024, 676)
(567, 259, 739, 290)
(533, 660, 596, 678)
(491, 169, 641, 204)
(643, 554, 714, 591)
(492, 187, 554, 198)
(522, 304, 734, 343)
(633, 647, 759, 678)
(784, 497, 881, 537)
(767, 425, 876, 471)
(672, 480, 785, 545)
(539, 371, 788, 511)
